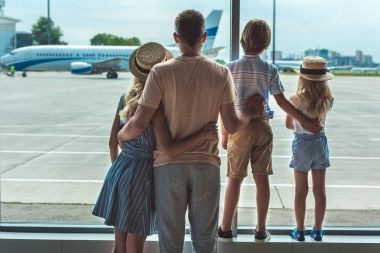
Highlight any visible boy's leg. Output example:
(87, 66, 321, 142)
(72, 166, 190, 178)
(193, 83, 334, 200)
(188, 163, 220, 253)
(250, 118, 273, 233)
(253, 174, 270, 232)
(154, 164, 188, 253)
(221, 130, 251, 232)
(311, 169, 326, 230)
(221, 177, 243, 231)
(294, 169, 309, 230)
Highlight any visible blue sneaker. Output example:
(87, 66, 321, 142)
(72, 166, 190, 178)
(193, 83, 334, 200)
(290, 228, 305, 241)
(310, 229, 323, 241)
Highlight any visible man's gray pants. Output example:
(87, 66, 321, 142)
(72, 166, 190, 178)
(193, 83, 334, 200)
(154, 163, 220, 253)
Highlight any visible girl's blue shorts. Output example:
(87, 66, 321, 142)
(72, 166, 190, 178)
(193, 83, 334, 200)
(290, 132, 330, 172)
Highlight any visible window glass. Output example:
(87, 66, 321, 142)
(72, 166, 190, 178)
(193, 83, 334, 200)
(239, 0, 380, 227)
(1, 0, 230, 225)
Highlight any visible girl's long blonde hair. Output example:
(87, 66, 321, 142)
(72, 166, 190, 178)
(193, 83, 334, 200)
(296, 77, 333, 119)
(119, 77, 145, 121)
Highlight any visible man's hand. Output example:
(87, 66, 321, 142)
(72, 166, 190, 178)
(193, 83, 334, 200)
(247, 94, 266, 117)
(241, 94, 266, 120)
(200, 123, 219, 140)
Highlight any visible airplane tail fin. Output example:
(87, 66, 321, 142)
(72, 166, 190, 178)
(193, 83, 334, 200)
(203, 10, 223, 50)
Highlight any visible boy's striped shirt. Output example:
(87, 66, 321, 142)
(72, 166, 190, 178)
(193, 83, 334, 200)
(226, 55, 284, 118)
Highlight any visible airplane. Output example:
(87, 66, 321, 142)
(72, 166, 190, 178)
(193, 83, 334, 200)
(351, 66, 380, 73)
(274, 60, 353, 72)
(0, 10, 224, 79)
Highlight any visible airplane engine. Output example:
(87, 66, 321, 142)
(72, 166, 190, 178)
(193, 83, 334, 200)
(70, 62, 93, 75)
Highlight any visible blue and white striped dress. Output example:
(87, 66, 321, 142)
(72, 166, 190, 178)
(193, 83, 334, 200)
(92, 95, 156, 235)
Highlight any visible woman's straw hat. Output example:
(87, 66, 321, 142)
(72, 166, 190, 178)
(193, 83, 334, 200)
(129, 42, 173, 81)
(294, 56, 334, 81)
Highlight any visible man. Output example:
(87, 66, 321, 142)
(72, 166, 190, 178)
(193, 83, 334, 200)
(118, 9, 259, 253)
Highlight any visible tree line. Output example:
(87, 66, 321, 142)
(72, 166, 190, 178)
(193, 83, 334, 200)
(31, 16, 141, 46)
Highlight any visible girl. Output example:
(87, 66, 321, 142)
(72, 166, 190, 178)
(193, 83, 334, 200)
(92, 42, 218, 253)
(286, 56, 334, 242)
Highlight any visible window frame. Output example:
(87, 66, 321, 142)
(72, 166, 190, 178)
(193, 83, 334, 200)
(1, 0, 379, 236)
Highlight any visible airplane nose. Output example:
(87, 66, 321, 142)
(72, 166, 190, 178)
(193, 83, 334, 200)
(0, 54, 8, 67)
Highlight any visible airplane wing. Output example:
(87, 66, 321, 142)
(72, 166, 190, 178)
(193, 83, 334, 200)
(92, 58, 123, 71)
(328, 65, 353, 71)
(202, 47, 225, 58)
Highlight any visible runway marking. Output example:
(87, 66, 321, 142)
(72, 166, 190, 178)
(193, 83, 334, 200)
(1, 179, 379, 189)
(0, 133, 108, 138)
(0, 150, 108, 155)
(279, 138, 333, 141)
(1, 150, 380, 160)
(0, 124, 102, 128)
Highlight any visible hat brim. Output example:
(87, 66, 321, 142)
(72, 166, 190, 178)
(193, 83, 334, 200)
(294, 68, 334, 81)
(129, 47, 173, 82)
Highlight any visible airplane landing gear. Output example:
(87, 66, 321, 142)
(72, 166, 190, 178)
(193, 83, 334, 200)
(106, 71, 118, 79)
(22, 71, 27, 77)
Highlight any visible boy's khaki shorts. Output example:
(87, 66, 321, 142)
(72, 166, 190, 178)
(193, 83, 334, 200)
(227, 117, 273, 179)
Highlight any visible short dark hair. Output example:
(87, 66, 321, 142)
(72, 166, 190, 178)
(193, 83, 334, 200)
(175, 9, 205, 47)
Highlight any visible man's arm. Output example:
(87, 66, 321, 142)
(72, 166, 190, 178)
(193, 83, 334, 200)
(221, 119, 229, 150)
(220, 102, 247, 135)
(220, 94, 266, 135)
(274, 93, 322, 133)
(152, 106, 218, 159)
(117, 105, 157, 142)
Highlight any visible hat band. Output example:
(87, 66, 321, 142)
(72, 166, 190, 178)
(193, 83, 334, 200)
(135, 58, 150, 75)
(300, 66, 327, 75)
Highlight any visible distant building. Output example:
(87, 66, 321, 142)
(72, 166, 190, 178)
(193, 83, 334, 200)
(304, 49, 317, 57)
(16, 31, 32, 48)
(355, 50, 363, 65)
(304, 48, 329, 60)
(363, 55, 373, 66)
(336, 56, 356, 66)
(0, 0, 20, 56)
(270, 50, 283, 61)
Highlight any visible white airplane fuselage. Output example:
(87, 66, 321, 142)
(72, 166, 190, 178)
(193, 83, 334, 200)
(0, 45, 180, 73)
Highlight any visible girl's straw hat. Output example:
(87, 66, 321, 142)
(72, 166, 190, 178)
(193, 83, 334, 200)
(129, 42, 173, 81)
(294, 56, 334, 81)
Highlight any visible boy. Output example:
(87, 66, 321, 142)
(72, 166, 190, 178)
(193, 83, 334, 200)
(219, 19, 322, 243)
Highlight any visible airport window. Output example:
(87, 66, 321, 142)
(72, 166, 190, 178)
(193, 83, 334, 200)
(238, 0, 380, 228)
(1, 0, 379, 234)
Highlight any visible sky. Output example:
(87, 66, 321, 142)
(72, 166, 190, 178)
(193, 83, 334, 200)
(3, 0, 380, 62)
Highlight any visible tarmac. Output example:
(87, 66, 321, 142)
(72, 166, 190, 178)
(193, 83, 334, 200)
(1, 72, 379, 226)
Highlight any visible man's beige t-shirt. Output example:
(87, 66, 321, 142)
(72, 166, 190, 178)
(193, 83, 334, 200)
(138, 55, 235, 167)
